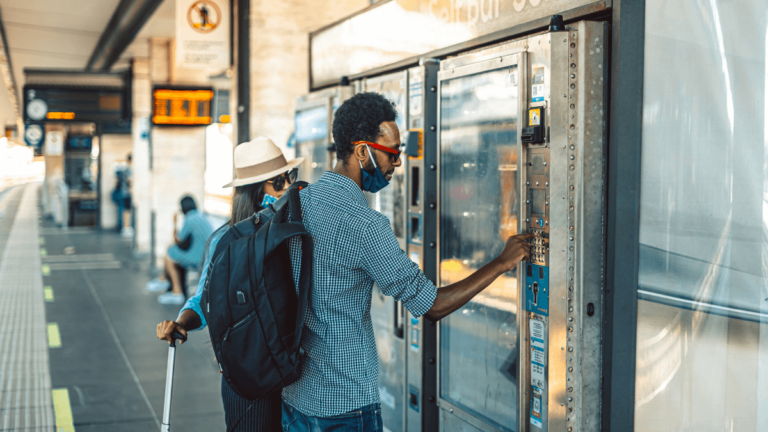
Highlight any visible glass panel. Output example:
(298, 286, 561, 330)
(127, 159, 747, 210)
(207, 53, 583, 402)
(439, 66, 519, 431)
(370, 284, 405, 432)
(636, 1, 768, 431)
(365, 76, 408, 239)
(365, 74, 408, 432)
(294, 105, 330, 185)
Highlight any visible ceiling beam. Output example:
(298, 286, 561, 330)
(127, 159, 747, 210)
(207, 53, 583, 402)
(86, 0, 163, 72)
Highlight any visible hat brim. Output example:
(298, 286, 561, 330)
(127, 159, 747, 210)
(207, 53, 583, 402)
(222, 157, 305, 188)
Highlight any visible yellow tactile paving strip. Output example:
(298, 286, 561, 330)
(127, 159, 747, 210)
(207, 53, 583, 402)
(0, 184, 56, 430)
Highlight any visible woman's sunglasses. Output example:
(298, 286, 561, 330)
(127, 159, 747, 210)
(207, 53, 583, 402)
(267, 168, 298, 192)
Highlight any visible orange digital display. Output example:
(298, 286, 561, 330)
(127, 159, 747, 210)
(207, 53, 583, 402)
(152, 88, 214, 126)
(47, 112, 76, 120)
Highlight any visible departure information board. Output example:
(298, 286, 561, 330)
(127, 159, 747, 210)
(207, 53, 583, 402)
(23, 86, 126, 123)
(152, 87, 214, 126)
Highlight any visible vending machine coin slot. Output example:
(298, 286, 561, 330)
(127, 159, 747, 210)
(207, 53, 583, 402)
(525, 263, 549, 316)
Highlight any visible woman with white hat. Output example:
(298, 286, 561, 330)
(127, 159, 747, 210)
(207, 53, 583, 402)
(156, 137, 304, 431)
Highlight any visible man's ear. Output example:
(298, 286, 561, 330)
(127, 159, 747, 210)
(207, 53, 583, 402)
(353, 143, 368, 162)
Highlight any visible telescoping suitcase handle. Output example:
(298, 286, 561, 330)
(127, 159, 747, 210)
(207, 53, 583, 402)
(161, 330, 187, 432)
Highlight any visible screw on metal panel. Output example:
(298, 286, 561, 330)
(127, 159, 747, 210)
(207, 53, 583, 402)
(561, 347, 565, 350)
(571, 63, 576, 68)
(561, 403, 565, 406)
(429, 357, 435, 364)
(569, 317, 573, 321)
(431, 86, 436, 92)
(429, 203, 436, 209)
(429, 164, 436, 170)
(570, 144, 575, 150)
(569, 286, 574, 291)
(564, 94, 567, 98)
(569, 387, 573, 392)
(545, 182, 549, 186)
(570, 185, 574, 190)
(450, 409, 454, 413)
(429, 242, 435, 248)
(570, 165, 575, 170)
(568, 367, 573, 372)
(570, 124, 576, 130)
(543, 161, 547, 166)
(430, 125, 436, 131)
(570, 155, 575, 161)
(568, 397, 573, 402)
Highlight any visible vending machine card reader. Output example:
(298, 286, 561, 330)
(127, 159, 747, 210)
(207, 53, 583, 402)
(436, 21, 607, 432)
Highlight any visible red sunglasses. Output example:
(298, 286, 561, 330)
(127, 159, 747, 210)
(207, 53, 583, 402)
(354, 141, 401, 163)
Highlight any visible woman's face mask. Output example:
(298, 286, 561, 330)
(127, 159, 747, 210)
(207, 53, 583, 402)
(260, 193, 278, 208)
(359, 145, 390, 193)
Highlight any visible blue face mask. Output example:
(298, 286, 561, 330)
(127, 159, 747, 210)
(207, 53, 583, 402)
(260, 193, 278, 209)
(359, 145, 390, 193)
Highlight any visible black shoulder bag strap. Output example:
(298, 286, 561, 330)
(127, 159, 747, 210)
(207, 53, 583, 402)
(286, 187, 313, 358)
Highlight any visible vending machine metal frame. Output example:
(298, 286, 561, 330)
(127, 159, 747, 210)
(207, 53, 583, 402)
(435, 21, 608, 432)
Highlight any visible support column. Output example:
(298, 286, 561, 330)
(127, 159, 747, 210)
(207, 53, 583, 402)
(248, 0, 368, 154)
(148, 37, 208, 268)
(132, 57, 153, 254)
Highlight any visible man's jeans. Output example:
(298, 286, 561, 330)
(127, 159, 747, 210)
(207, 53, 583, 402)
(282, 401, 383, 432)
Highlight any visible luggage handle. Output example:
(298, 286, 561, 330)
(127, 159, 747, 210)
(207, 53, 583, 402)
(169, 330, 187, 347)
(161, 330, 187, 432)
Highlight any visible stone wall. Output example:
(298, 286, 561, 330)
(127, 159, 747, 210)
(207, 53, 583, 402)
(248, 0, 368, 153)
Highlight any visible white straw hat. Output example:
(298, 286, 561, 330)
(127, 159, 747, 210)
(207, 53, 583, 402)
(223, 137, 304, 188)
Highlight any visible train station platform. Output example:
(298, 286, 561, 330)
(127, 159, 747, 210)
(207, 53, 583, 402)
(0, 183, 224, 431)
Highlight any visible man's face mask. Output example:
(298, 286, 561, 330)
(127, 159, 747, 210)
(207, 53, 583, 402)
(359, 145, 390, 193)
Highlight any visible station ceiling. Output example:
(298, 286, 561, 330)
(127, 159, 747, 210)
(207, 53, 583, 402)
(0, 0, 175, 132)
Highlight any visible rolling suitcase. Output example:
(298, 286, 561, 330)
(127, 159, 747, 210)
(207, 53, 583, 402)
(161, 331, 186, 432)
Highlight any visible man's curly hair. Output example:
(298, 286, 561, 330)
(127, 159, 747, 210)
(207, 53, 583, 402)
(332, 92, 398, 163)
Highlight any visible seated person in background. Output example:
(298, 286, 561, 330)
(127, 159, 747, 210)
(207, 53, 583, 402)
(147, 195, 213, 305)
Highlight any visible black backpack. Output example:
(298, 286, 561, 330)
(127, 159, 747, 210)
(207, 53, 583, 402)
(201, 185, 313, 401)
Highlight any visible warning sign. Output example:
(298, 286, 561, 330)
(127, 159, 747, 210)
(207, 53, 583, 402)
(176, 0, 230, 71)
(187, 1, 221, 33)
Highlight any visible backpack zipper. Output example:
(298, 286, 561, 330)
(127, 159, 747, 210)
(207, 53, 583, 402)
(222, 311, 255, 342)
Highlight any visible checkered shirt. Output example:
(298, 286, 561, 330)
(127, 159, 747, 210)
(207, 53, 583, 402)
(282, 171, 437, 417)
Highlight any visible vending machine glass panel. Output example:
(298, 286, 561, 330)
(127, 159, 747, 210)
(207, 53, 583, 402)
(365, 75, 408, 239)
(439, 66, 519, 431)
(294, 105, 330, 184)
(364, 71, 409, 432)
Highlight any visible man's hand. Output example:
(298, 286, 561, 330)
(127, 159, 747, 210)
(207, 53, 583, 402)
(157, 320, 187, 345)
(493, 233, 535, 273)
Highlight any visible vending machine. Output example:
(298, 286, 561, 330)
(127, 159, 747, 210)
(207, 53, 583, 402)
(363, 59, 440, 432)
(293, 86, 354, 184)
(435, 22, 607, 432)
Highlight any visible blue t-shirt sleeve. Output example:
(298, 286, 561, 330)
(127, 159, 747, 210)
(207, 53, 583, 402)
(178, 226, 227, 330)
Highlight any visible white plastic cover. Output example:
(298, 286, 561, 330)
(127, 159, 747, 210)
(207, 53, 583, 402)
(636, 1, 768, 430)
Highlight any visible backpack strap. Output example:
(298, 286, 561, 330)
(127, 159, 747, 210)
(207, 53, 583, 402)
(287, 187, 302, 223)
(291, 232, 313, 357)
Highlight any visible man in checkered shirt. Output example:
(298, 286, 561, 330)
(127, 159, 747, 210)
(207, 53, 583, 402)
(282, 92, 533, 431)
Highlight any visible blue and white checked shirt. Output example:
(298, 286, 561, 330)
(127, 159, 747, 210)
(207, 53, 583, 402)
(282, 171, 437, 417)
